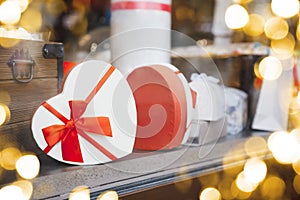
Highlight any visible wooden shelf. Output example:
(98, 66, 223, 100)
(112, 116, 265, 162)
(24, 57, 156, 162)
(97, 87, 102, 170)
(30, 131, 271, 200)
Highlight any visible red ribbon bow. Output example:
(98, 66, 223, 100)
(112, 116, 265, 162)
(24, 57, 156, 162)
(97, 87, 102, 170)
(41, 66, 117, 163)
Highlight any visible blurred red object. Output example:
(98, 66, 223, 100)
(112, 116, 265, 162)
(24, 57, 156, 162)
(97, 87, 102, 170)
(63, 61, 77, 76)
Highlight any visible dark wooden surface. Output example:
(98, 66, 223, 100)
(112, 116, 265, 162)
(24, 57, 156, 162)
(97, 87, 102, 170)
(0, 39, 58, 80)
(0, 40, 61, 173)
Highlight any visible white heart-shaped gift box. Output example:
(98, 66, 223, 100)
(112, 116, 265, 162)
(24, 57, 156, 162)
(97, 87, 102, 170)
(31, 60, 137, 165)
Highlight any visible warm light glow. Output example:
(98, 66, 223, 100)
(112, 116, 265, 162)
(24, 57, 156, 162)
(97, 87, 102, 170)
(233, 0, 253, 4)
(16, 155, 40, 179)
(198, 173, 220, 188)
(0, 185, 24, 199)
(199, 187, 221, 200)
(0, 1, 21, 25)
(260, 176, 285, 199)
(69, 186, 90, 200)
(293, 159, 300, 175)
(0, 147, 21, 170)
(271, 0, 299, 18)
(13, 180, 33, 200)
(258, 56, 282, 81)
(231, 180, 252, 199)
(264, 17, 289, 40)
(270, 33, 295, 59)
(0, 103, 10, 126)
(243, 158, 267, 184)
(243, 14, 265, 37)
(293, 175, 300, 194)
(174, 179, 193, 193)
(223, 146, 246, 177)
(235, 171, 258, 193)
(8, 0, 29, 12)
(244, 136, 268, 157)
(97, 191, 119, 200)
(19, 8, 43, 32)
(267, 131, 299, 164)
(217, 178, 236, 200)
(225, 4, 249, 29)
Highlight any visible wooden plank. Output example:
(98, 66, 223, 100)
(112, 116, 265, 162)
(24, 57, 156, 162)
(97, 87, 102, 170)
(0, 39, 58, 80)
(0, 120, 42, 154)
(0, 78, 58, 125)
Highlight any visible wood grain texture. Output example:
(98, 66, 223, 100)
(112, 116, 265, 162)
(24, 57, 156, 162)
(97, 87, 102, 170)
(0, 120, 42, 154)
(0, 78, 58, 125)
(0, 39, 58, 80)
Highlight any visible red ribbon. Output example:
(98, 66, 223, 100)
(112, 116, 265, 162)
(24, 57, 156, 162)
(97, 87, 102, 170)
(111, 1, 171, 12)
(42, 66, 118, 162)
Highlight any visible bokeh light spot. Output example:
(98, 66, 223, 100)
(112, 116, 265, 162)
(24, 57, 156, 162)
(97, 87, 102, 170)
(225, 4, 249, 29)
(0, 147, 21, 170)
(243, 14, 265, 37)
(271, 0, 299, 18)
(243, 158, 267, 184)
(0, 1, 21, 25)
(69, 185, 90, 200)
(13, 180, 33, 200)
(244, 136, 268, 157)
(0, 103, 10, 126)
(97, 190, 119, 200)
(261, 176, 286, 199)
(16, 154, 40, 179)
(264, 17, 289, 40)
(199, 187, 221, 200)
(0, 185, 24, 199)
(258, 56, 282, 80)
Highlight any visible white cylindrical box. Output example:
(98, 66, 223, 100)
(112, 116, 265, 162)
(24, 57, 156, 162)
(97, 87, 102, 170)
(110, 0, 171, 74)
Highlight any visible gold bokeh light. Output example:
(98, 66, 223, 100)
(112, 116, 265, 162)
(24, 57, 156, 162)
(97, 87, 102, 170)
(271, 0, 299, 19)
(13, 180, 33, 200)
(258, 56, 282, 81)
(0, 147, 22, 170)
(260, 176, 286, 199)
(225, 4, 249, 30)
(97, 190, 119, 200)
(199, 187, 221, 200)
(0, 185, 24, 199)
(16, 154, 40, 179)
(244, 136, 268, 157)
(243, 14, 265, 37)
(270, 33, 295, 59)
(268, 131, 299, 164)
(9, 0, 29, 13)
(0, 103, 10, 126)
(69, 185, 90, 200)
(264, 17, 289, 40)
(19, 8, 42, 33)
(243, 158, 267, 184)
(0, 1, 21, 25)
(293, 175, 300, 194)
(235, 171, 258, 193)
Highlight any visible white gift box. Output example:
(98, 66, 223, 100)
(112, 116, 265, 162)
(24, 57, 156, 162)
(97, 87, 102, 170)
(31, 60, 137, 165)
(110, 0, 171, 74)
(126, 63, 193, 150)
(225, 87, 248, 135)
(189, 73, 225, 121)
